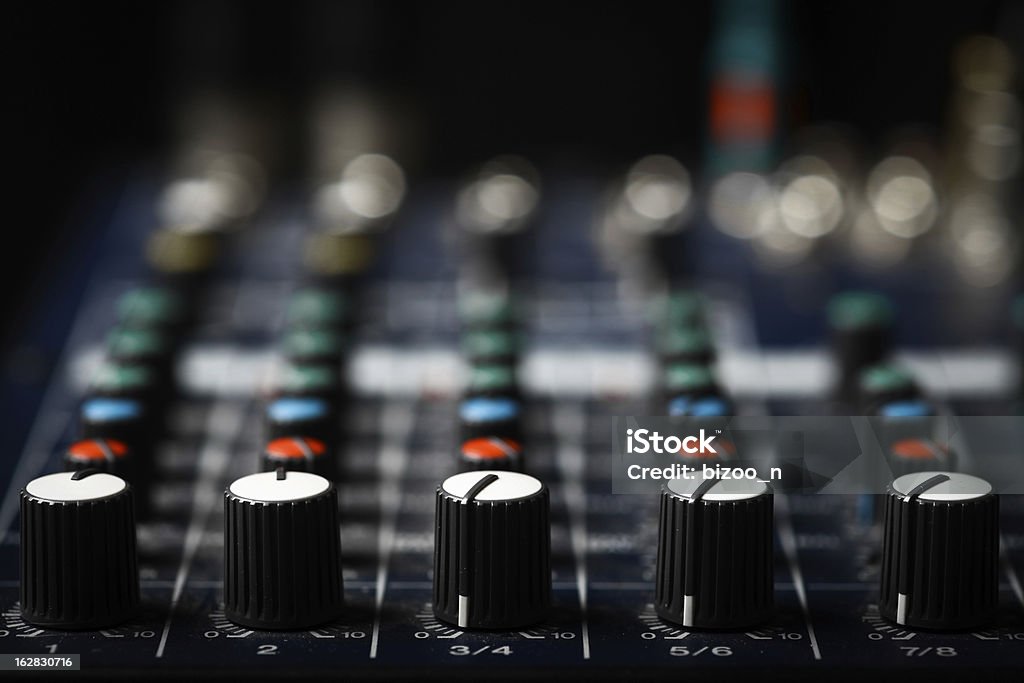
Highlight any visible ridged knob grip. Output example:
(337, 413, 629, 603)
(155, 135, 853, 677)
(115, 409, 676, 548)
(879, 472, 998, 629)
(224, 470, 343, 629)
(433, 471, 550, 629)
(20, 470, 139, 629)
(655, 475, 773, 628)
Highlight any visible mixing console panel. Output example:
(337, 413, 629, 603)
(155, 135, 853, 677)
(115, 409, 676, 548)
(0, 140, 1022, 681)
(4, 3, 1024, 672)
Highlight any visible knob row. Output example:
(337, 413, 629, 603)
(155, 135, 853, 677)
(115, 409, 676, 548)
(222, 466, 553, 631)
(19, 467, 999, 631)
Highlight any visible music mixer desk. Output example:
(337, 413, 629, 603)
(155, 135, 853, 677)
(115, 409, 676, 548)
(0, 172, 1022, 680)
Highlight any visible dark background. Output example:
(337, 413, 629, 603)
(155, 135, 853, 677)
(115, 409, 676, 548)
(3, 0, 1021, 350)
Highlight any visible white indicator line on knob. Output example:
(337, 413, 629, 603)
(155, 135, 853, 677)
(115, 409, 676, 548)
(458, 596, 470, 628)
(891, 472, 954, 629)
(682, 596, 695, 628)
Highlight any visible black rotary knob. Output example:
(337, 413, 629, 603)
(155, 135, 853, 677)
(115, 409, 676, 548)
(657, 327, 715, 366)
(63, 438, 133, 479)
(285, 288, 350, 331)
(274, 364, 343, 405)
(463, 364, 520, 400)
(90, 362, 164, 408)
(857, 364, 920, 413)
(662, 363, 720, 408)
(462, 330, 520, 366)
(434, 471, 550, 629)
(879, 472, 998, 630)
(116, 286, 188, 332)
(61, 437, 152, 516)
(828, 291, 894, 396)
(885, 438, 955, 479)
(20, 470, 139, 629)
(224, 469, 343, 629)
(261, 436, 333, 479)
(265, 397, 338, 448)
(106, 327, 176, 386)
(459, 397, 522, 442)
(655, 474, 773, 628)
(281, 328, 347, 369)
(457, 290, 518, 331)
(78, 398, 156, 515)
(79, 397, 154, 461)
(458, 437, 523, 472)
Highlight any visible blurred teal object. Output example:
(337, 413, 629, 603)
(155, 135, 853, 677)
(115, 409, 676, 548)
(705, 0, 788, 176)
